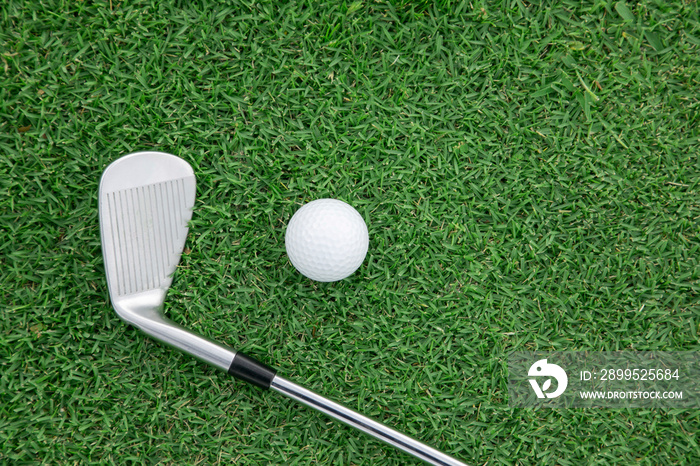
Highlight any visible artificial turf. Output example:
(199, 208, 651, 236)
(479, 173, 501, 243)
(1, 0, 699, 464)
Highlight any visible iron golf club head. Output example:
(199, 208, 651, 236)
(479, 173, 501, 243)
(99, 151, 194, 322)
(98, 151, 465, 466)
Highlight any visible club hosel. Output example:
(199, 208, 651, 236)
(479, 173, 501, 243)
(118, 304, 237, 372)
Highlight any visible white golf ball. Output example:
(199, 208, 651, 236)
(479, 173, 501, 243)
(285, 199, 369, 282)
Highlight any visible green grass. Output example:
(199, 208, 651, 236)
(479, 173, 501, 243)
(2, 0, 699, 464)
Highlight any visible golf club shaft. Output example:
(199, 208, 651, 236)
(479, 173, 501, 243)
(270, 376, 466, 466)
(131, 314, 464, 465)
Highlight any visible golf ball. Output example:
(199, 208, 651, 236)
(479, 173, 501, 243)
(285, 199, 369, 282)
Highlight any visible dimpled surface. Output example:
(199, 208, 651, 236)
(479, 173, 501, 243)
(285, 199, 369, 282)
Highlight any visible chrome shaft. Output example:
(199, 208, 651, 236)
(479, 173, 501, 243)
(270, 376, 466, 466)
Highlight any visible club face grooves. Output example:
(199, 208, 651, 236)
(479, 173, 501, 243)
(105, 179, 188, 296)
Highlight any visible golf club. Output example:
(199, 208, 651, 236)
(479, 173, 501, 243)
(98, 151, 466, 466)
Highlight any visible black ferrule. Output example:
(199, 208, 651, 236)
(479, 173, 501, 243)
(228, 352, 277, 390)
